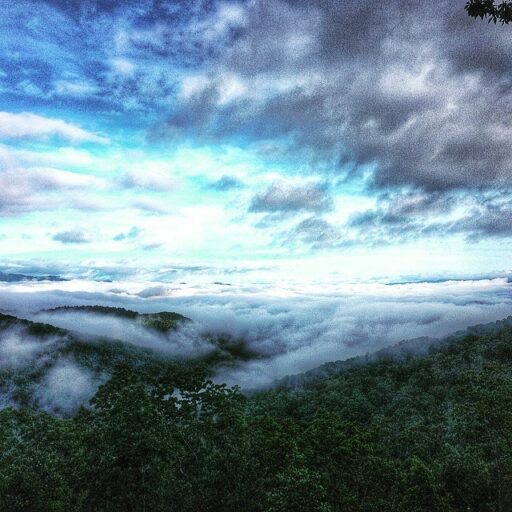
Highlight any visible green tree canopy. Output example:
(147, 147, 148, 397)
(465, 0, 512, 24)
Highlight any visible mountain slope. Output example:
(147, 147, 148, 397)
(277, 315, 512, 388)
(44, 305, 191, 332)
(0, 311, 185, 413)
(0, 307, 253, 413)
(2, 314, 512, 510)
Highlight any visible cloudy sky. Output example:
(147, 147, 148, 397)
(1, 0, 511, 283)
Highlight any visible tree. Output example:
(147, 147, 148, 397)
(0, 409, 84, 512)
(465, 1, 512, 24)
(78, 365, 250, 512)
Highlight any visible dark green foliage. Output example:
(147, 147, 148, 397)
(200, 335, 260, 366)
(0, 310, 255, 414)
(141, 311, 190, 332)
(46, 306, 191, 331)
(0, 313, 183, 412)
(0, 313, 65, 336)
(0, 272, 66, 282)
(465, 0, 512, 24)
(3, 325, 512, 509)
(0, 410, 85, 511)
(0, 366, 250, 512)
(46, 306, 140, 319)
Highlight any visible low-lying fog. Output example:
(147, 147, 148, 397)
(1, 276, 512, 394)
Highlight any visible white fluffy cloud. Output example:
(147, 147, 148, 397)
(0, 167, 107, 215)
(0, 112, 108, 144)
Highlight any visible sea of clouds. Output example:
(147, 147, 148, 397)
(1, 275, 512, 392)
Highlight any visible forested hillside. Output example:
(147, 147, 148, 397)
(2, 320, 512, 511)
(0, 308, 255, 414)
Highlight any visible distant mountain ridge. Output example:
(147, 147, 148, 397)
(0, 310, 182, 413)
(45, 305, 191, 332)
(41, 305, 257, 363)
(3, 305, 512, 413)
(277, 315, 512, 388)
(0, 271, 67, 282)
(0, 306, 255, 413)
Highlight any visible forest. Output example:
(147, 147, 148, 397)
(2, 318, 512, 511)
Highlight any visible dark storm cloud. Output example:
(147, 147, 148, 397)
(339, 191, 512, 247)
(163, 0, 512, 192)
(4, 0, 511, 248)
(52, 230, 91, 244)
(272, 188, 512, 250)
(348, 191, 456, 234)
(249, 181, 331, 214)
(274, 191, 456, 250)
(447, 196, 512, 239)
(281, 216, 343, 249)
(211, 175, 244, 191)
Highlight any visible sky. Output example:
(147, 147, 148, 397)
(1, 0, 512, 284)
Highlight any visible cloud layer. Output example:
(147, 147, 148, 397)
(167, 0, 512, 192)
(2, 276, 512, 389)
(250, 181, 331, 214)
